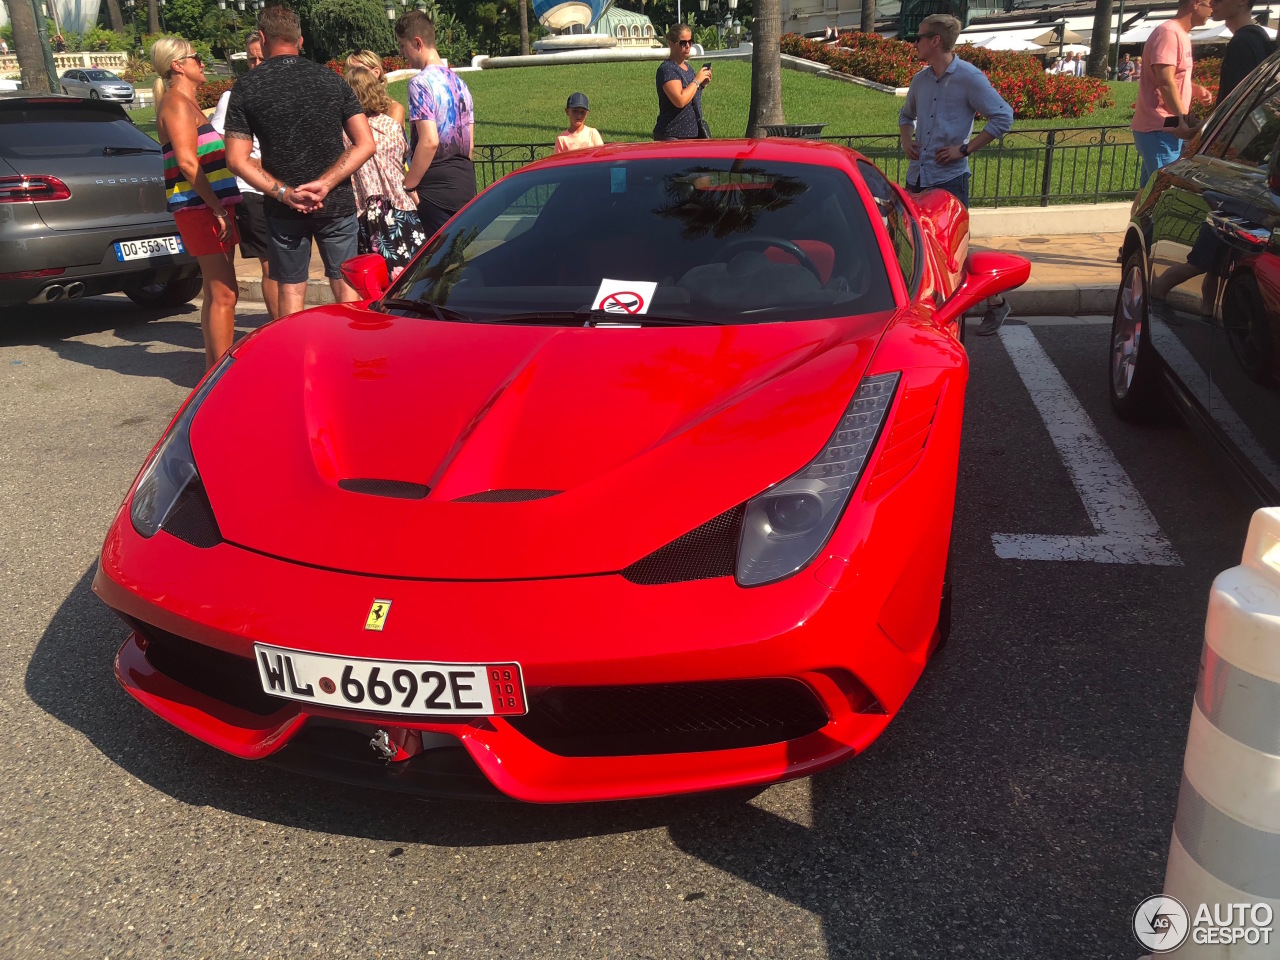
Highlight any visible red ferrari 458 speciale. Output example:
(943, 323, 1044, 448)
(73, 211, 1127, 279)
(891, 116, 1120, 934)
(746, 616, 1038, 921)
(95, 139, 1028, 802)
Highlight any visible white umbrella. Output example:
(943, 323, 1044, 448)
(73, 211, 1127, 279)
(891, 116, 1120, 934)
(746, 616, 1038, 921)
(1190, 22, 1278, 43)
(1058, 42, 1090, 54)
(978, 35, 1046, 52)
(1120, 22, 1160, 44)
(957, 33, 995, 46)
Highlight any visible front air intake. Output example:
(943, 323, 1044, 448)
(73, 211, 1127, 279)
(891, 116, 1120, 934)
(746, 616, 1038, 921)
(507, 678, 830, 756)
(621, 505, 744, 585)
(162, 479, 222, 548)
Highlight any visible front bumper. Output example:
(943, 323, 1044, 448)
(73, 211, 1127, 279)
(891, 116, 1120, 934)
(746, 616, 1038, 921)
(95, 516, 933, 803)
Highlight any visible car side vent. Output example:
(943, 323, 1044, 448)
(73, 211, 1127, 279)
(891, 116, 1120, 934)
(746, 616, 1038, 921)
(338, 478, 430, 500)
(162, 479, 222, 548)
(452, 489, 561, 503)
(621, 505, 745, 585)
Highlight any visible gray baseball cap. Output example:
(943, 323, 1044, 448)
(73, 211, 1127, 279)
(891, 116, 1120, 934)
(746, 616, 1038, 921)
(566, 92, 589, 110)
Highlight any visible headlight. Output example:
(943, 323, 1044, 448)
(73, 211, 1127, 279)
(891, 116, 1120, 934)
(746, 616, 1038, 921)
(130, 357, 233, 538)
(736, 372, 899, 586)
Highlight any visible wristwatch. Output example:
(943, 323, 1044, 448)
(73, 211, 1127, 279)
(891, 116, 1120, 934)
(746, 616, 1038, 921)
(274, 184, 287, 202)
(960, 142, 970, 157)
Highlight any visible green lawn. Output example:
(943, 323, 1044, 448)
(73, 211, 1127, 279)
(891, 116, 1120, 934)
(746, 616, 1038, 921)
(128, 63, 1141, 205)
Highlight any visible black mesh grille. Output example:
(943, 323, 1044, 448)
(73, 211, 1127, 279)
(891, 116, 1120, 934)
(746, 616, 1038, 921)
(621, 505, 744, 585)
(452, 489, 561, 503)
(162, 480, 222, 548)
(507, 678, 829, 756)
(122, 616, 285, 717)
(339, 478, 430, 499)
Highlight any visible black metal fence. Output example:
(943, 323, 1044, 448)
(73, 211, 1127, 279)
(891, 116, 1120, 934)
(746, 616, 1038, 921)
(475, 124, 1143, 207)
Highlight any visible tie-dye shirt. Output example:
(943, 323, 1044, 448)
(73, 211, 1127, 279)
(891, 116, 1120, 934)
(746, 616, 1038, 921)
(407, 64, 477, 212)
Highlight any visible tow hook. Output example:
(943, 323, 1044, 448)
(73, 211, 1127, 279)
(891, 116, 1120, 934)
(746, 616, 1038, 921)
(370, 729, 396, 761)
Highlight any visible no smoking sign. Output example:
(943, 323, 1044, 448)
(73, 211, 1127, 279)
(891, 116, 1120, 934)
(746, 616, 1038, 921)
(593, 278, 657, 316)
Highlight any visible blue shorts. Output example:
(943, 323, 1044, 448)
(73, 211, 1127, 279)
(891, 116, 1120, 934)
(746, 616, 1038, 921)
(909, 173, 971, 208)
(265, 213, 359, 285)
(1133, 129, 1182, 188)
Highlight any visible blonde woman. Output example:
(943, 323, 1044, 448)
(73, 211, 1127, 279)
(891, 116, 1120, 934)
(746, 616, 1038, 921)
(344, 65, 423, 279)
(152, 36, 241, 369)
(346, 49, 406, 127)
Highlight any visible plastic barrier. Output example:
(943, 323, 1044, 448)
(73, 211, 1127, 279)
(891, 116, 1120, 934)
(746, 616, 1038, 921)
(1160, 507, 1280, 956)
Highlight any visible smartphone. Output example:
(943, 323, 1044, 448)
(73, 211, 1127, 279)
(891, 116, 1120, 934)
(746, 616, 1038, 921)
(702, 62, 713, 71)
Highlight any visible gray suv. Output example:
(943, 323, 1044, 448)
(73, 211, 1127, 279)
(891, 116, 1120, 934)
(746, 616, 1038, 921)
(0, 95, 201, 309)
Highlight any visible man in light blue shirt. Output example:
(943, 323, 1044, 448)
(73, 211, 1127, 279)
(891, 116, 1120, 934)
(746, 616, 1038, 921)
(899, 13, 1015, 334)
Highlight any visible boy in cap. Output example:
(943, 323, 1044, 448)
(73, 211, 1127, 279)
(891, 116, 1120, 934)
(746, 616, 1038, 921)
(555, 93, 604, 153)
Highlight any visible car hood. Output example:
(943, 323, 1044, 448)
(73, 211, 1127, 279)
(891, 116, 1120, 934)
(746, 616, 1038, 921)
(190, 304, 893, 579)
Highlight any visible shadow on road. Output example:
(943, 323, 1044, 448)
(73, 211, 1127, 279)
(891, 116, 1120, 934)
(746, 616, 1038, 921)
(1, 296, 270, 390)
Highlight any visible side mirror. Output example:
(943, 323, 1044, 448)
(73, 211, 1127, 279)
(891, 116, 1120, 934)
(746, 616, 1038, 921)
(340, 254, 390, 301)
(935, 251, 1031, 331)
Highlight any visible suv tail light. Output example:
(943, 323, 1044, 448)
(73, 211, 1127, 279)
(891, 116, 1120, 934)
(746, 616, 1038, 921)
(0, 176, 71, 203)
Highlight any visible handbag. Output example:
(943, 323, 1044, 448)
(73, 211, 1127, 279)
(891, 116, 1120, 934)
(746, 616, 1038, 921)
(694, 87, 711, 139)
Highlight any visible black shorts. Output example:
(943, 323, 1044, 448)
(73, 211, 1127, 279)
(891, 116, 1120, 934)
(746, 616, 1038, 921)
(235, 191, 270, 261)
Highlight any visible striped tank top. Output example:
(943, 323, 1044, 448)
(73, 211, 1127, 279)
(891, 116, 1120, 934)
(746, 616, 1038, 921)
(162, 123, 241, 213)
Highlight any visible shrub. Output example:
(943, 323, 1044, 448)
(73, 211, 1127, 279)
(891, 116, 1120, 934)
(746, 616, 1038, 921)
(196, 77, 236, 110)
(780, 32, 1114, 120)
(306, 0, 396, 64)
(82, 27, 130, 52)
(326, 55, 410, 75)
(1194, 56, 1221, 98)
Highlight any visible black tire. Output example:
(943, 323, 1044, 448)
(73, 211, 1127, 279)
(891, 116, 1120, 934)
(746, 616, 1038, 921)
(89, 89, 99, 99)
(1222, 271, 1274, 385)
(124, 273, 203, 308)
(1109, 250, 1162, 419)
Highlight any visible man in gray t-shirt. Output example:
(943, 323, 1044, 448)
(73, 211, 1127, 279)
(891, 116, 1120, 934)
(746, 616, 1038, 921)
(224, 4, 373, 315)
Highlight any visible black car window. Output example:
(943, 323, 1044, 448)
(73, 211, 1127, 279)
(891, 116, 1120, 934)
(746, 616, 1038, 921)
(1221, 80, 1280, 167)
(0, 106, 159, 157)
(857, 159, 917, 293)
(1203, 59, 1280, 158)
(385, 157, 896, 324)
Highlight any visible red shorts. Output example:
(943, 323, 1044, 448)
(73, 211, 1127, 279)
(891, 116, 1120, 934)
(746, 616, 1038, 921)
(173, 205, 240, 257)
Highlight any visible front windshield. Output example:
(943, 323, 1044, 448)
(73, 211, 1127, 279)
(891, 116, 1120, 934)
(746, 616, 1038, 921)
(384, 157, 895, 324)
(87, 71, 120, 81)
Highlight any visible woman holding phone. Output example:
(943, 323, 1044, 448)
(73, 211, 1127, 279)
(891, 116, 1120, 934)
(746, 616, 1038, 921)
(654, 24, 711, 141)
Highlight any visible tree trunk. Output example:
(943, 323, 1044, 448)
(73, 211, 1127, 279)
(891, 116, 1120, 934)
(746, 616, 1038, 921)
(519, 0, 530, 56)
(104, 0, 126, 32)
(1087, 0, 1114, 79)
(11, 0, 53, 93)
(859, 0, 875, 35)
(148, 0, 161, 35)
(746, 0, 784, 137)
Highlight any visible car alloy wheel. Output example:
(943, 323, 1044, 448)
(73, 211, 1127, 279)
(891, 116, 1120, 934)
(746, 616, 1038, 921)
(1109, 250, 1161, 419)
(89, 90, 99, 99)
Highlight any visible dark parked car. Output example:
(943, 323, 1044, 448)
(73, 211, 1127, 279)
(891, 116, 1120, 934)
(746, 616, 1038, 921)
(0, 94, 200, 309)
(1114, 51, 1280, 505)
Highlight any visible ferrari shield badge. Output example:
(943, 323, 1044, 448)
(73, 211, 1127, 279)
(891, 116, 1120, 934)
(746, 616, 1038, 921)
(365, 599, 392, 631)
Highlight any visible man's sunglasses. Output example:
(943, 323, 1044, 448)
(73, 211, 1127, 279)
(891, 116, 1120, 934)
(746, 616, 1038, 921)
(915, 33, 938, 42)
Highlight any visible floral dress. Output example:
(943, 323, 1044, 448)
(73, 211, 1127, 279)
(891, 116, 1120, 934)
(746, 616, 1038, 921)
(349, 112, 425, 279)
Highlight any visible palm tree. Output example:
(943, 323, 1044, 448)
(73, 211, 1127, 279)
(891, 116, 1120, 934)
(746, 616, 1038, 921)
(1087, 0, 1114, 78)
(148, 0, 161, 35)
(10, 0, 53, 92)
(859, 0, 874, 35)
(104, 0, 126, 32)
(519, 0, 530, 55)
(746, 0, 784, 137)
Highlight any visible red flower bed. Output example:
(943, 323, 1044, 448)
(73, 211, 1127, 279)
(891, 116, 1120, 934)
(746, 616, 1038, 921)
(196, 78, 236, 111)
(325, 55, 410, 76)
(1194, 56, 1221, 98)
(780, 33, 1114, 120)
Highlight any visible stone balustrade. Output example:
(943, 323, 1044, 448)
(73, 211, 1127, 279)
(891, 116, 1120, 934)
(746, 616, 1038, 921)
(1, 51, 129, 79)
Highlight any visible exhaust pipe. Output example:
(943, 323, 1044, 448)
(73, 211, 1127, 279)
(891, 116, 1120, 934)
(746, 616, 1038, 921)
(65, 281, 85, 300)
(27, 284, 65, 305)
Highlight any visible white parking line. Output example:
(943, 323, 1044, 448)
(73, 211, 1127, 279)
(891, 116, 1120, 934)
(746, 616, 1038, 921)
(990, 324, 1182, 565)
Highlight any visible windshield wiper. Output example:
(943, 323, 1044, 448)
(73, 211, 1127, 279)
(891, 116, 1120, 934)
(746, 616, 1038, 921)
(380, 297, 474, 323)
(486, 310, 722, 327)
(103, 145, 159, 156)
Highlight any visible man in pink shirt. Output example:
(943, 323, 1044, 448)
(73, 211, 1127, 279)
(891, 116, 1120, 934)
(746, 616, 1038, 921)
(1131, 0, 1215, 186)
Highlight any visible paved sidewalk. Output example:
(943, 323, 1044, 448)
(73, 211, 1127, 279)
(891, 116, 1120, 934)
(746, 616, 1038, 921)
(234, 232, 1126, 317)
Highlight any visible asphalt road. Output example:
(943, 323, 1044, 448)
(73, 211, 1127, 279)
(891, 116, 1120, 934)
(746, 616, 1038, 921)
(0, 297, 1255, 959)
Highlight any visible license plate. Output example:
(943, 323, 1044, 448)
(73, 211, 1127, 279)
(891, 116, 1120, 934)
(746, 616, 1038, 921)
(253, 643, 527, 717)
(114, 235, 184, 262)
